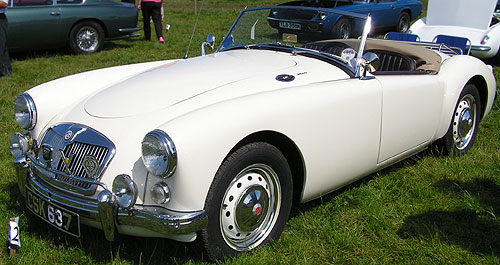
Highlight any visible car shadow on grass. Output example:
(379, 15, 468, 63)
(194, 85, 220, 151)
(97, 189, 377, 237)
(9, 41, 133, 61)
(397, 178, 500, 256)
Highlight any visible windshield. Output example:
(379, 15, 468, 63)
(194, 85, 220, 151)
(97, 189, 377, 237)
(217, 6, 371, 76)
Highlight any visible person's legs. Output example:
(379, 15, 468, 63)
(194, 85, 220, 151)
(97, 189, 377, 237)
(141, 2, 152, 41)
(150, 2, 163, 41)
(0, 15, 12, 77)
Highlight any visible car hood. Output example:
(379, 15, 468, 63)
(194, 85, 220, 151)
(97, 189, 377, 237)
(426, 0, 496, 30)
(84, 50, 300, 118)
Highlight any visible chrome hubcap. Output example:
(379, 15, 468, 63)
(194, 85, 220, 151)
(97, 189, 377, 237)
(77, 26, 99, 52)
(220, 164, 281, 251)
(452, 94, 476, 150)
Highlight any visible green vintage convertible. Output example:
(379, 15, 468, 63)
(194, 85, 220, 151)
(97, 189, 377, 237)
(6, 0, 140, 54)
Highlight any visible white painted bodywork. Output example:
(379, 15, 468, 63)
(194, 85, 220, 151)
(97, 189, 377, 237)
(23, 44, 496, 225)
(409, 0, 500, 58)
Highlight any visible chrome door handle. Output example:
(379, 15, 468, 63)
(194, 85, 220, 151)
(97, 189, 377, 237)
(50, 11, 61, 15)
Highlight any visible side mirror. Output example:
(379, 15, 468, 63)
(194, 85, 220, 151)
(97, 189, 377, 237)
(201, 33, 215, 56)
(361, 52, 379, 79)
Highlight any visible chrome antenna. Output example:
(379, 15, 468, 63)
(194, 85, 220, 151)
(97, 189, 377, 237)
(183, 1, 204, 59)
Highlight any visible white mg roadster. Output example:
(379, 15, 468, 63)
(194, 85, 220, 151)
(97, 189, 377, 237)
(9, 6, 498, 259)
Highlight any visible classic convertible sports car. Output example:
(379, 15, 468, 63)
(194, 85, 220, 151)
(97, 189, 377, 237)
(6, 0, 140, 54)
(270, 0, 422, 39)
(9, 6, 497, 260)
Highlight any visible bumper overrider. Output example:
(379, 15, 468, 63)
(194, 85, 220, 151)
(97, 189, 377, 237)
(10, 132, 207, 242)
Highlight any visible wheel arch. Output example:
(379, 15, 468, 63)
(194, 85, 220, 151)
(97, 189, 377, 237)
(69, 18, 109, 39)
(228, 131, 305, 206)
(468, 74, 489, 120)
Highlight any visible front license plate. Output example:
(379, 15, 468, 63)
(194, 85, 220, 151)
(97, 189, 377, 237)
(279, 21, 301, 30)
(25, 187, 80, 237)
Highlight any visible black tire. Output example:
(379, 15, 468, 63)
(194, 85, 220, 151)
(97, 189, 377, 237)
(434, 83, 481, 156)
(69, 21, 104, 54)
(201, 142, 293, 260)
(332, 18, 351, 39)
(396, 12, 411, 33)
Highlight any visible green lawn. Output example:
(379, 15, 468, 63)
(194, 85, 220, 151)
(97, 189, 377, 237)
(1, 0, 499, 264)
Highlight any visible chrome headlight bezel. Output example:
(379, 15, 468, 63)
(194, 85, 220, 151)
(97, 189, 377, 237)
(141, 130, 177, 178)
(9, 132, 30, 159)
(150, 182, 171, 204)
(112, 174, 138, 209)
(14, 93, 37, 130)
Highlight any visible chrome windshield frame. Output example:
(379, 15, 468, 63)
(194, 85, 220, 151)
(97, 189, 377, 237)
(216, 6, 372, 79)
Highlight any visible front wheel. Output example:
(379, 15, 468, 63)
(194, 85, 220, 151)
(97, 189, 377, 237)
(69, 21, 104, 54)
(332, 18, 351, 39)
(396, 12, 410, 33)
(434, 83, 481, 156)
(201, 142, 293, 260)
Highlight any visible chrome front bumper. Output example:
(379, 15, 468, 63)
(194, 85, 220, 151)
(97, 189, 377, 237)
(14, 156, 207, 242)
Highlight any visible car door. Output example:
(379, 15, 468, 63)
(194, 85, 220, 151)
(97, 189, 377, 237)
(375, 74, 443, 164)
(7, 0, 62, 52)
(368, 0, 400, 28)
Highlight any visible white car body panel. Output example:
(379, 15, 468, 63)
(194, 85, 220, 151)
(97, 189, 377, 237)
(409, 0, 500, 58)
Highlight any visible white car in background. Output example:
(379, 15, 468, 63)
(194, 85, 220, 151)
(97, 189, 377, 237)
(409, 0, 500, 59)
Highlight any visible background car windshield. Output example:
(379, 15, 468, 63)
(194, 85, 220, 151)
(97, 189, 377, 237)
(218, 7, 367, 51)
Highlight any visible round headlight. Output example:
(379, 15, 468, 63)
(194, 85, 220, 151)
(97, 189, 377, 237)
(151, 182, 170, 204)
(9, 132, 29, 159)
(14, 93, 37, 130)
(112, 174, 138, 209)
(141, 130, 177, 178)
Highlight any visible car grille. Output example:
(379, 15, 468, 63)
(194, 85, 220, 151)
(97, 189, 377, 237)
(35, 123, 115, 195)
(54, 141, 109, 189)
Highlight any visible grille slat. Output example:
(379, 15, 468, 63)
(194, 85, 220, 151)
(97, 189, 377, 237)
(54, 142, 109, 189)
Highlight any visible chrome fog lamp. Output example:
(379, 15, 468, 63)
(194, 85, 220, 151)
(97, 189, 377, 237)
(141, 130, 177, 178)
(14, 93, 37, 130)
(9, 132, 29, 159)
(151, 182, 171, 204)
(112, 174, 138, 209)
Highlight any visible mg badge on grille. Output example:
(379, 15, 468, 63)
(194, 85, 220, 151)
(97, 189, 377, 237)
(82, 154, 99, 178)
(64, 130, 73, 141)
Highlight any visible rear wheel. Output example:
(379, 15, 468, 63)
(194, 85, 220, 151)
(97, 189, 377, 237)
(434, 84, 481, 156)
(332, 18, 351, 39)
(201, 142, 293, 260)
(69, 21, 104, 54)
(396, 12, 410, 33)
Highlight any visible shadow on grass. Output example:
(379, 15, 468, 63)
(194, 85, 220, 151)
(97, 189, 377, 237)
(9, 41, 133, 61)
(397, 178, 500, 256)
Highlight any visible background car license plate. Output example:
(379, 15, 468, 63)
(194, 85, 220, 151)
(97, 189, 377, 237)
(279, 21, 301, 30)
(25, 187, 80, 237)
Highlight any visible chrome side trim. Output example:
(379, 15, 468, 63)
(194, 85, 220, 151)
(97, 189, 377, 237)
(470, 45, 491, 52)
(118, 27, 141, 33)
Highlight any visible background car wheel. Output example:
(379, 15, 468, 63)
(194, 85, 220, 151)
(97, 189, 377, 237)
(201, 142, 293, 260)
(396, 12, 410, 33)
(434, 83, 481, 156)
(332, 18, 351, 39)
(69, 21, 104, 54)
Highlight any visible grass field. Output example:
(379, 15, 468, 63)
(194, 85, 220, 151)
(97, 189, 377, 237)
(1, 0, 500, 264)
